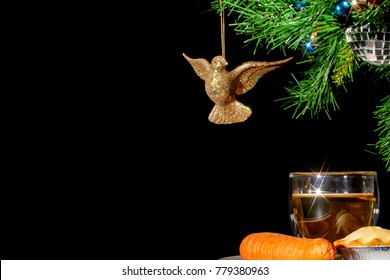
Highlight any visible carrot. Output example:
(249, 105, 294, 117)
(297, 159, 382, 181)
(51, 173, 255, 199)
(239, 232, 337, 260)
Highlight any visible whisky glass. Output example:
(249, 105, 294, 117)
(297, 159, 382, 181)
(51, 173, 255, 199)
(289, 171, 380, 242)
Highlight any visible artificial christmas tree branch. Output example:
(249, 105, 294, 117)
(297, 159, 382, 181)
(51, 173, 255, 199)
(210, 0, 390, 171)
(373, 95, 390, 171)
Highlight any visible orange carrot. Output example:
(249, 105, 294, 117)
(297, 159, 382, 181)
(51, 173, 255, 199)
(239, 232, 337, 260)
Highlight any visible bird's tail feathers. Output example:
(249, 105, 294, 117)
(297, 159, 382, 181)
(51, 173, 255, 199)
(208, 100, 252, 124)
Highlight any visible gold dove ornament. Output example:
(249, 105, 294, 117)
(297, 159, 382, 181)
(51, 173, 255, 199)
(183, 53, 293, 124)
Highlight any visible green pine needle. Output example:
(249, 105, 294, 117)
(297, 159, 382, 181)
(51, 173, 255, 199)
(373, 95, 390, 172)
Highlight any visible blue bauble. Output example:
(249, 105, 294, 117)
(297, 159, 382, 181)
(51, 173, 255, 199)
(302, 40, 317, 55)
(332, 0, 352, 17)
(294, 0, 309, 11)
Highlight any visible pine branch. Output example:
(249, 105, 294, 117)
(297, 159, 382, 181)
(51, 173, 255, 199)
(369, 64, 390, 82)
(351, 0, 390, 31)
(210, 0, 390, 170)
(278, 15, 360, 119)
(373, 95, 390, 172)
(212, 0, 360, 118)
(213, 0, 337, 53)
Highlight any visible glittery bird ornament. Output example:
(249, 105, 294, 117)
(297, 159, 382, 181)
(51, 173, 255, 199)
(183, 53, 293, 124)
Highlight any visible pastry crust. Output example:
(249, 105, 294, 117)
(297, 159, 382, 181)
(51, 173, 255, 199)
(334, 226, 390, 248)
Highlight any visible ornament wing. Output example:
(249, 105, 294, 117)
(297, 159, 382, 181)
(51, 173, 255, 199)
(182, 53, 211, 81)
(230, 57, 293, 95)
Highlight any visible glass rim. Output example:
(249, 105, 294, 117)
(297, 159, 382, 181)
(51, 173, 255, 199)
(289, 171, 377, 177)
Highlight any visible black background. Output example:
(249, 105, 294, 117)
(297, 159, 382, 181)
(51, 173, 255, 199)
(3, 0, 389, 260)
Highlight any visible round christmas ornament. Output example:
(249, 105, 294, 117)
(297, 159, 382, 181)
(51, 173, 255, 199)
(294, 0, 309, 11)
(346, 23, 390, 65)
(368, 0, 384, 7)
(301, 27, 321, 58)
(332, 0, 352, 18)
(352, 0, 368, 11)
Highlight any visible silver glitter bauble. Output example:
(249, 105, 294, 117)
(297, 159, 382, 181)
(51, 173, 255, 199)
(345, 24, 389, 66)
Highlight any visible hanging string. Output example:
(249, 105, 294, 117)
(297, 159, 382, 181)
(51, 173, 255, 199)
(219, 0, 225, 58)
